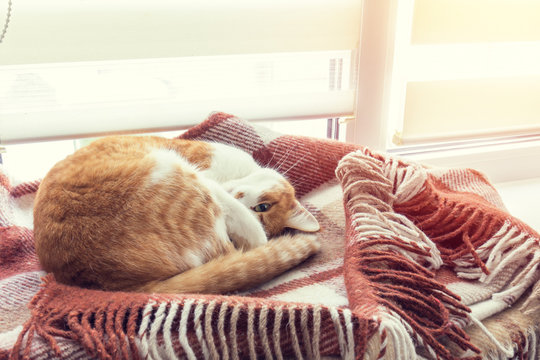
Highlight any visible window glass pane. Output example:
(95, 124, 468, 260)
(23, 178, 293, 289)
(2, 140, 77, 182)
(402, 77, 540, 143)
(412, 0, 540, 44)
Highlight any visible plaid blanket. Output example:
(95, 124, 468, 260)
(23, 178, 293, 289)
(1, 112, 539, 359)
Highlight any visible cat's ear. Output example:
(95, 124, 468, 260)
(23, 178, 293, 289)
(286, 200, 320, 232)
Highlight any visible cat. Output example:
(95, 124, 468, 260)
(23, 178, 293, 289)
(33, 135, 320, 294)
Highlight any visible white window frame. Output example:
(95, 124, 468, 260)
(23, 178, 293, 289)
(346, 0, 540, 183)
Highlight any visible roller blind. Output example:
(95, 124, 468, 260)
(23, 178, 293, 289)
(390, 0, 540, 146)
(0, 0, 361, 144)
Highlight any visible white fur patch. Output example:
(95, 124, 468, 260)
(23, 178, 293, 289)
(277, 250, 292, 263)
(211, 215, 230, 248)
(201, 143, 259, 183)
(223, 168, 286, 209)
(148, 149, 180, 184)
(147, 148, 198, 185)
(183, 249, 204, 268)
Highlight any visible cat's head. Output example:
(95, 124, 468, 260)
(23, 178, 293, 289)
(223, 168, 320, 237)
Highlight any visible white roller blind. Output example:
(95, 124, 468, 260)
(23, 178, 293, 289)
(0, 1, 361, 144)
(0, 51, 355, 144)
(1, 0, 362, 65)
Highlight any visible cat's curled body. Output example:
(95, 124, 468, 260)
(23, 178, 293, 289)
(34, 136, 320, 294)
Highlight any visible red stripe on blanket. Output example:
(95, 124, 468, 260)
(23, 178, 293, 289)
(179, 112, 236, 140)
(0, 226, 40, 280)
(260, 136, 359, 197)
(10, 181, 40, 198)
(0, 174, 40, 198)
(0, 173, 9, 190)
(181, 112, 267, 155)
(247, 266, 343, 298)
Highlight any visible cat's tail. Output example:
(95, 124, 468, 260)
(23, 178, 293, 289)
(137, 233, 320, 294)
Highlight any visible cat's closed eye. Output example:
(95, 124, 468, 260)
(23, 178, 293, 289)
(253, 203, 272, 212)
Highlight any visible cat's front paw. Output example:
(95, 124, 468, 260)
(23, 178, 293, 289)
(298, 234, 321, 255)
(269, 233, 321, 263)
(229, 216, 268, 250)
(244, 220, 268, 249)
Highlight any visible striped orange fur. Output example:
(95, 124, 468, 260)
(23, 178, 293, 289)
(33, 135, 320, 294)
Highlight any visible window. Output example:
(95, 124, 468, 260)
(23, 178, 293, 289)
(346, 0, 540, 182)
(1, 0, 540, 183)
(397, 0, 540, 145)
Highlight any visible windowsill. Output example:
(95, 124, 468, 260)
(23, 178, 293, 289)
(495, 177, 540, 233)
(393, 136, 540, 184)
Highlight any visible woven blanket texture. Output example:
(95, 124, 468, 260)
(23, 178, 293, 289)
(0, 112, 539, 359)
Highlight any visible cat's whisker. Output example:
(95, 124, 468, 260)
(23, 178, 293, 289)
(279, 153, 309, 178)
(290, 174, 309, 190)
(273, 147, 297, 173)
(272, 151, 290, 173)
(263, 148, 278, 168)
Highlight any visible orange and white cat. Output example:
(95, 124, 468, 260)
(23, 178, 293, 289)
(33, 136, 320, 294)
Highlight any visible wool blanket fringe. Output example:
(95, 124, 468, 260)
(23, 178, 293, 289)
(11, 277, 365, 360)
(1, 112, 539, 359)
